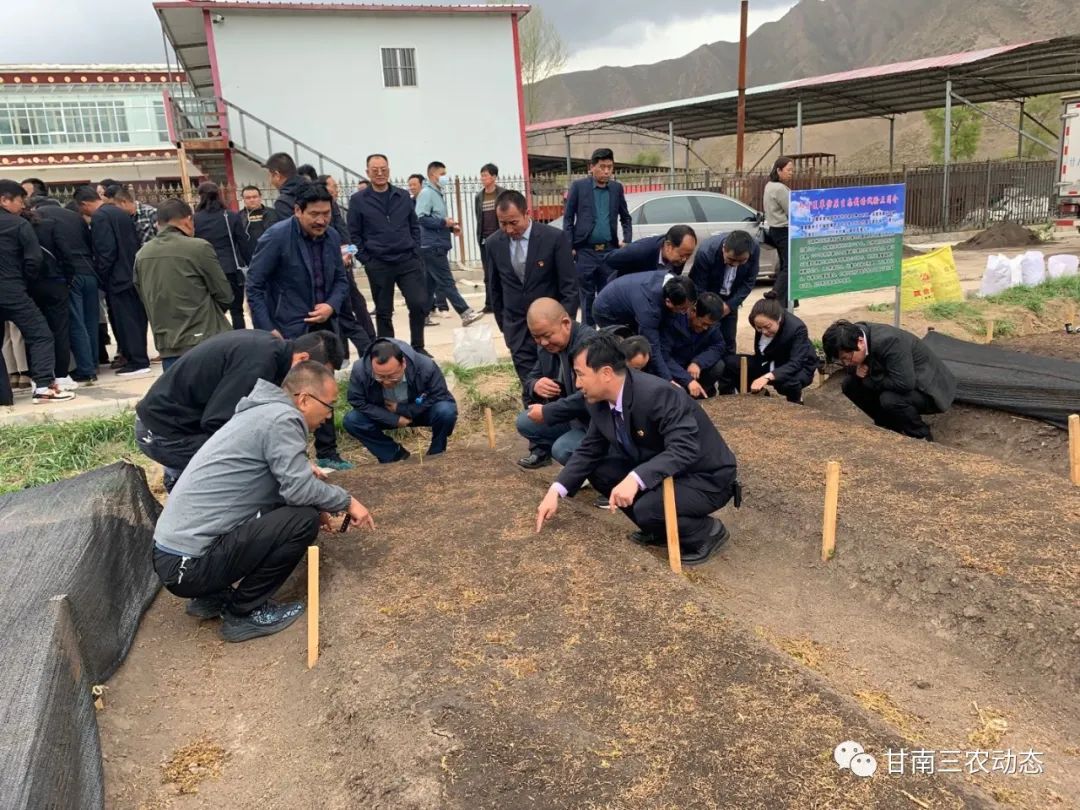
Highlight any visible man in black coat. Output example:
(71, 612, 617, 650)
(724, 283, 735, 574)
(515, 299, 595, 469)
(265, 152, 310, 219)
(134, 329, 343, 490)
(90, 186, 150, 375)
(535, 333, 739, 566)
(487, 190, 578, 389)
(822, 319, 957, 440)
(689, 230, 760, 354)
(34, 193, 99, 382)
(602, 225, 698, 280)
(661, 291, 727, 398)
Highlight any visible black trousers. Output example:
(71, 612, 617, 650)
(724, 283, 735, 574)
(502, 317, 539, 394)
(841, 375, 938, 439)
(108, 287, 149, 367)
(480, 241, 495, 309)
(134, 415, 209, 472)
(587, 455, 735, 549)
(226, 273, 245, 330)
(0, 280, 56, 387)
(28, 277, 70, 379)
(153, 505, 319, 615)
(364, 256, 428, 351)
(0, 349, 10, 405)
(767, 226, 791, 304)
(718, 303, 739, 356)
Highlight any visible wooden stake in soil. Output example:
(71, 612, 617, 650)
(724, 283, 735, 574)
(1070, 414, 1080, 486)
(307, 546, 319, 669)
(984, 319, 995, 344)
(484, 406, 496, 449)
(662, 477, 682, 574)
(739, 356, 748, 395)
(821, 461, 841, 562)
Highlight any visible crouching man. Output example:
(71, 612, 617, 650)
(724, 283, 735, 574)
(344, 338, 458, 462)
(152, 362, 375, 642)
(535, 333, 739, 566)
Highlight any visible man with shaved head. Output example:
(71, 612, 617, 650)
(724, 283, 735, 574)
(515, 298, 596, 469)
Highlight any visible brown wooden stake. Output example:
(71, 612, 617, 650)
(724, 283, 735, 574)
(739, 355, 749, 395)
(484, 406, 496, 449)
(984, 319, 995, 344)
(662, 477, 682, 574)
(1070, 414, 1080, 486)
(177, 143, 192, 202)
(307, 546, 319, 669)
(821, 461, 841, 562)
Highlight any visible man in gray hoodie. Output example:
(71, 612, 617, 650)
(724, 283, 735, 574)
(153, 361, 375, 642)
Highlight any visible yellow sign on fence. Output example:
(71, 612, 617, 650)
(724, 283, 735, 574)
(900, 245, 963, 310)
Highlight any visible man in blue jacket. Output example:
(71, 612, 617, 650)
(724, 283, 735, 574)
(592, 271, 697, 383)
(661, 291, 727, 398)
(347, 154, 430, 355)
(247, 183, 352, 470)
(689, 230, 759, 355)
(562, 147, 632, 326)
(603, 225, 698, 280)
(344, 338, 458, 463)
(415, 160, 483, 327)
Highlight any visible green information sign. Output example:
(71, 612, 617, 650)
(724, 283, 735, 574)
(788, 184, 905, 301)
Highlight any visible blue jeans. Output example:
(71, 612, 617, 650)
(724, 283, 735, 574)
(161, 356, 180, 372)
(421, 248, 469, 315)
(68, 274, 99, 377)
(573, 247, 611, 327)
(343, 400, 458, 463)
(515, 411, 585, 464)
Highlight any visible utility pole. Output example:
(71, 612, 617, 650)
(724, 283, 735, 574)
(735, 0, 749, 173)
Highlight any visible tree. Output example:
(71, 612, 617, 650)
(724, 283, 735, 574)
(488, 1, 567, 122)
(1019, 94, 1061, 159)
(924, 106, 982, 162)
(632, 149, 664, 167)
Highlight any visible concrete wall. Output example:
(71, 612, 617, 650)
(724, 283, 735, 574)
(209, 10, 525, 182)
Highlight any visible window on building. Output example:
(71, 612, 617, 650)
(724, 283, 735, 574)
(151, 100, 169, 142)
(381, 48, 417, 87)
(0, 100, 130, 146)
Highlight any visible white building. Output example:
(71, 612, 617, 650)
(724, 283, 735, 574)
(155, 1, 531, 191)
(0, 65, 197, 186)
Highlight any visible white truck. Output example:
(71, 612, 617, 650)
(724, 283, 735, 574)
(1057, 94, 1080, 225)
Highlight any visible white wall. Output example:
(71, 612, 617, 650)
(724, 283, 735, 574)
(210, 11, 525, 181)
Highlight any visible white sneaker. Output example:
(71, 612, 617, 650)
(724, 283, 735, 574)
(461, 308, 485, 327)
(116, 366, 152, 377)
(54, 376, 79, 391)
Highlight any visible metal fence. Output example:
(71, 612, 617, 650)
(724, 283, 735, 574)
(40, 158, 1057, 264)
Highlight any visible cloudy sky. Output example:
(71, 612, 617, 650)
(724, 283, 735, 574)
(4, 0, 798, 72)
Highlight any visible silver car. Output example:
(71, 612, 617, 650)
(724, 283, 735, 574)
(549, 190, 777, 280)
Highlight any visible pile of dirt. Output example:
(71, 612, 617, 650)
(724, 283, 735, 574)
(99, 394, 1080, 809)
(901, 244, 924, 258)
(992, 330, 1080, 361)
(954, 222, 1043, 251)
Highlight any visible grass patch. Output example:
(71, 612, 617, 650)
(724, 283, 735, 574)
(984, 275, 1080, 314)
(923, 300, 982, 321)
(0, 412, 136, 494)
(866, 302, 893, 312)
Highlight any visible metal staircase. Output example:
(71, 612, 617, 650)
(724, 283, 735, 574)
(165, 93, 366, 189)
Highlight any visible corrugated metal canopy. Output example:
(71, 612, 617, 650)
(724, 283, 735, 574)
(527, 37, 1080, 141)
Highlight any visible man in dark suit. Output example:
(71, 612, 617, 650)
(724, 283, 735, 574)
(603, 225, 697, 279)
(474, 163, 506, 313)
(661, 291, 727, 398)
(515, 298, 596, 469)
(488, 190, 578, 389)
(247, 183, 352, 469)
(822, 319, 957, 440)
(562, 147, 632, 326)
(90, 185, 150, 376)
(535, 333, 738, 566)
(592, 271, 697, 383)
(689, 230, 759, 354)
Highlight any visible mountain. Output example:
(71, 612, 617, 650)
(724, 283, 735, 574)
(531, 0, 1075, 123)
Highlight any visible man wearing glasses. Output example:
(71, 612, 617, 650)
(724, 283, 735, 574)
(343, 338, 458, 463)
(152, 361, 375, 643)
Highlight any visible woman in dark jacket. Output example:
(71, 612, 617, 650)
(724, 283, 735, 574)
(193, 181, 249, 329)
(730, 297, 818, 402)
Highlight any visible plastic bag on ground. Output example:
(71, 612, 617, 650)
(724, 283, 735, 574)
(452, 323, 498, 368)
(1019, 250, 1046, 286)
(1047, 254, 1079, 279)
(978, 254, 1013, 297)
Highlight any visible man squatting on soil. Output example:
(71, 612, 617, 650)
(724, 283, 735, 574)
(535, 333, 740, 566)
(822, 319, 957, 442)
(152, 362, 375, 643)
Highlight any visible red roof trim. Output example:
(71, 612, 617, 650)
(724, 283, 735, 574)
(154, 1, 529, 15)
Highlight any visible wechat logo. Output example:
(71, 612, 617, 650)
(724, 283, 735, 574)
(835, 740, 878, 778)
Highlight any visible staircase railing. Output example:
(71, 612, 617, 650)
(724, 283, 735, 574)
(164, 93, 366, 186)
